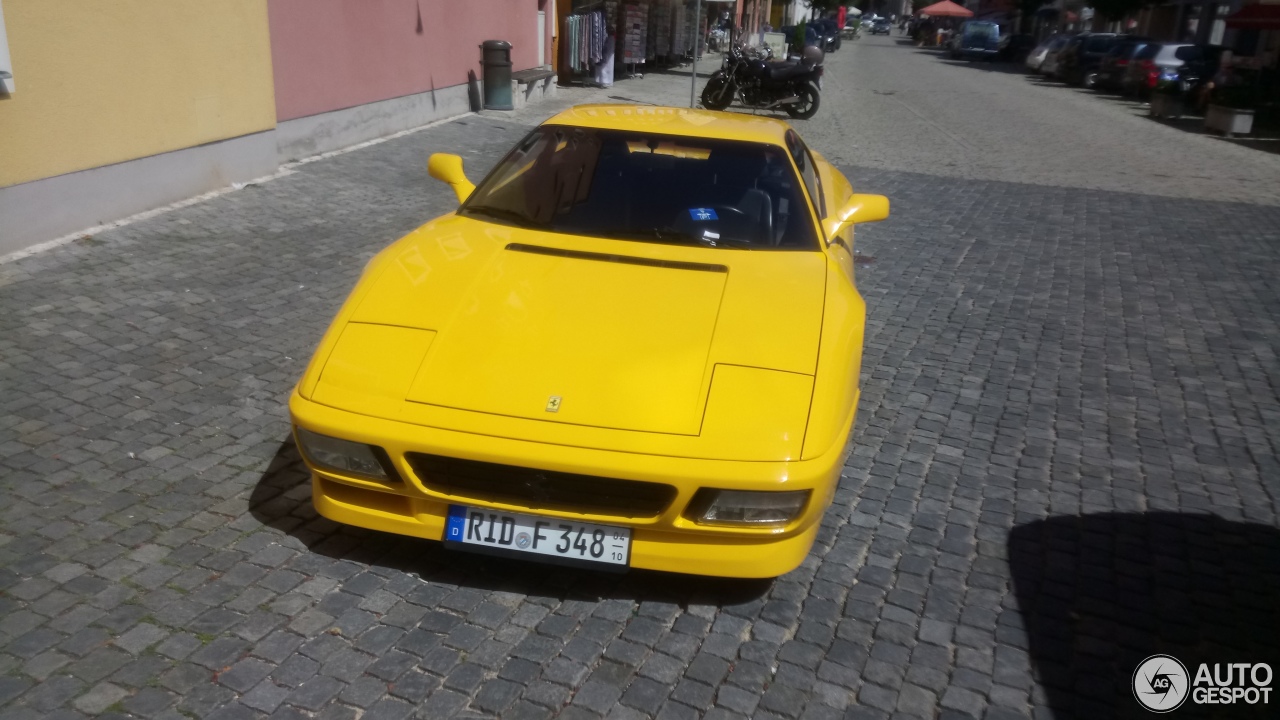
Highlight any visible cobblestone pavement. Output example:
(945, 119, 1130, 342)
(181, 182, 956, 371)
(2, 38, 1279, 720)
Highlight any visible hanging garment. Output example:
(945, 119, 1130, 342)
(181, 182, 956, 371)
(594, 33, 616, 87)
(591, 11, 605, 65)
(563, 16, 575, 72)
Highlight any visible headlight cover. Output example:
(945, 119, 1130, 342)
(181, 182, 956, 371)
(295, 427, 393, 481)
(690, 489, 810, 527)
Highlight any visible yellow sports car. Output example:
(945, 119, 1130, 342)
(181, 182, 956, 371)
(289, 104, 888, 578)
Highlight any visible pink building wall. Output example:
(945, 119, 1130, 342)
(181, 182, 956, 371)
(269, 0, 549, 122)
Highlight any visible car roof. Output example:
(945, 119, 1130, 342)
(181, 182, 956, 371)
(542, 104, 795, 147)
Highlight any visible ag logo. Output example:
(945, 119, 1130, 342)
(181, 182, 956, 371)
(1134, 654, 1190, 712)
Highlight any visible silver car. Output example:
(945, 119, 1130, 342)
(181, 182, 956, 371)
(1029, 35, 1069, 75)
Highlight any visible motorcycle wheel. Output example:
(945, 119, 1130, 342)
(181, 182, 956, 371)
(785, 82, 820, 120)
(701, 77, 733, 111)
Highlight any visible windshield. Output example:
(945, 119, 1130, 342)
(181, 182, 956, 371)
(1135, 44, 1161, 60)
(965, 23, 998, 42)
(1086, 36, 1115, 53)
(459, 126, 820, 250)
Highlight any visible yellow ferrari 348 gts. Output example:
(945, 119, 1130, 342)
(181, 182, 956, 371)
(289, 104, 888, 578)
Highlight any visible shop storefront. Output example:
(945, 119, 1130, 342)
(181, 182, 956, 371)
(1223, 1, 1280, 130)
(556, 0, 764, 86)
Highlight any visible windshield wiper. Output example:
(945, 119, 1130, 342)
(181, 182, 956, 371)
(696, 235, 756, 249)
(590, 227, 694, 244)
(463, 205, 544, 229)
(596, 227, 756, 249)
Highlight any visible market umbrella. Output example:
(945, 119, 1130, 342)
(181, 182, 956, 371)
(918, 0, 974, 17)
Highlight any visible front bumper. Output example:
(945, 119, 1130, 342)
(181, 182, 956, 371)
(290, 388, 856, 578)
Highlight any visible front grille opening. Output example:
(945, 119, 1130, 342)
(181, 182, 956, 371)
(405, 453, 676, 518)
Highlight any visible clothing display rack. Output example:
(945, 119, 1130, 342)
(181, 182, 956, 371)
(561, 0, 707, 83)
(563, 0, 622, 84)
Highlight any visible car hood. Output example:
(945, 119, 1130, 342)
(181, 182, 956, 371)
(309, 215, 828, 458)
(407, 240, 728, 435)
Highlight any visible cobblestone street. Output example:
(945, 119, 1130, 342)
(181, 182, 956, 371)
(2, 36, 1279, 720)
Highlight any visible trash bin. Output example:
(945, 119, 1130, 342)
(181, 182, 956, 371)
(480, 40, 513, 111)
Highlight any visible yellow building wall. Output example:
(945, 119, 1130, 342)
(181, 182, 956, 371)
(0, 0, 276, 189)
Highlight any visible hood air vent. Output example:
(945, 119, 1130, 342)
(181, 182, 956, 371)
(506, 243, 727, 273)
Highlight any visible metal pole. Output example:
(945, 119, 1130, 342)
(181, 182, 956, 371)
(691, 0, 701, 108)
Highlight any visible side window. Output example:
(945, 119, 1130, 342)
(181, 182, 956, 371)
(785, 130, 825, 218)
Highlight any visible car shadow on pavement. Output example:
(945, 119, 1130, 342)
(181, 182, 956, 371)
(249, 439, 774, 606)
(936, 59, 1031, 75)
(1009, 512, 1280, 718)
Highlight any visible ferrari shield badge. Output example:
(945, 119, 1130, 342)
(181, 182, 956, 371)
(546, 395, 562, 413)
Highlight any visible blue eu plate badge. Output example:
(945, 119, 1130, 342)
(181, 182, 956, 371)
(689, 208, 718, 221)
(445, 505, 467, 541)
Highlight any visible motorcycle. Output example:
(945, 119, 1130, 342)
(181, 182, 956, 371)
(700, 44, 824, 119)
(810, 19, 841, 52)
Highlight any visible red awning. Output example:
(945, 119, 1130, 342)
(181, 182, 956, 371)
(919, 1, 975, 18)
(1226, 3, 1280, 29)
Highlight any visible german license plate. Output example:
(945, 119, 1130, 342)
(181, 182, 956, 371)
(443, 505, 631, 568)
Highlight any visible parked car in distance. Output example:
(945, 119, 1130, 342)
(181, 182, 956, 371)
(870, 18, 892, 35)
(949, 21, 1001, 60)
(1029, 34, 1070, 73)
(1000, 33, 1038, 63)
(1095, 36, 1150, 92)
(1125, 42, 1226, 97)
(1034, 34, 1075, 77)
(1058, 32, 1120, 87)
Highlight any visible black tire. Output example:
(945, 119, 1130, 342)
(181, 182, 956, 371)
(785, 82, 820, 120)
(701, 76, 733, 111)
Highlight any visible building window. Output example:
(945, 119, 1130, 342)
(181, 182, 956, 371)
(0, 0, 12, 94)
(1210, 4, 1228, 46)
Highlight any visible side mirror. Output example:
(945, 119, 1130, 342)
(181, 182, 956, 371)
(427, 153, 476, 204)
(824, 193, 889, 239)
